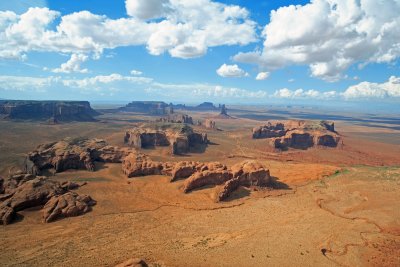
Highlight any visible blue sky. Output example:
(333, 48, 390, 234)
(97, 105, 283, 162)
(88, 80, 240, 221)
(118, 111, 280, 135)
(0, 0, 399, 107)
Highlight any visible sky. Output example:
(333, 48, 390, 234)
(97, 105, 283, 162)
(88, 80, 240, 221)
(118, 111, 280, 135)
(0, 0, 399, 110)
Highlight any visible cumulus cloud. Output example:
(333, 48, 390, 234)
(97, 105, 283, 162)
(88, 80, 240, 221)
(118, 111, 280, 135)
(216, 64, 248, 78)
(234, 0, 400, 81)
(125, 0, 170, 20)
(343, 76, 400, 99)
(255, 72, 270, 80)
(0, 1, 257, 60)
(52, 54, 89, 73)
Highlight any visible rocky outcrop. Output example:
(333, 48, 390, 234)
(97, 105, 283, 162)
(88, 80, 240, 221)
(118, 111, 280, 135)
(0, 174, 95, 225)
(115, 258, 148, 267)
(122, 153, 167, 178)
(0, 100, 98, 121)
(124, 124, 208, 155)
(183, 162, 232, 193)
(43, 192, 96, 223)
(119, 101, 172, 115)
(204, 119, 216, 129)
(220, 104, 228, 116)
(25, 138, 136, 175)
(182, 160, 271, 200)
(252, 122, 286, 139)
(156, 114, 193, 124)
(253, 120, 340, 150)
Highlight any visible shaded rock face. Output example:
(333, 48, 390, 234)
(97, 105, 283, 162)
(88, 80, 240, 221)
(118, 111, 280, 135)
(0, 174, 95, 225)
(25, 138, 135, 175)
(220, 104, 228, 116)
(0, 100, 98, 121)
(119, 101, 170, 115)
(156, 114, 193, 124)
(43, 192, 96, 223)
(124, 124, 208, 155)
(253, 120, 340, 150)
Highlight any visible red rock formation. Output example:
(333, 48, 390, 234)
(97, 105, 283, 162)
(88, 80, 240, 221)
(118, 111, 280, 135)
(25, 138, 135, 175)
(43, 192, 96, 223)
(0, 174, 95, 225)
(122, 153, 165, 178)
(253, 120, 340, 150)
(124, 124, 208, 155)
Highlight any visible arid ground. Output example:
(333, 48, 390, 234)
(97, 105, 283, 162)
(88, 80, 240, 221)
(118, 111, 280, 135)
(0, 106, 399, 267)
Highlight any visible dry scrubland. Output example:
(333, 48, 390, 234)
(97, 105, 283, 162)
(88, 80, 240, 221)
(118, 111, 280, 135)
(0, 107, 399, 267)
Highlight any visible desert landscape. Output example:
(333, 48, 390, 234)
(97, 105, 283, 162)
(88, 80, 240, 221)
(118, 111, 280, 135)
(0, 101, 399, 267)
(1, 1, 400, 266)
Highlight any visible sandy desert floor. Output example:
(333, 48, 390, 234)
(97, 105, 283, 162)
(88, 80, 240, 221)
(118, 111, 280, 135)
(0, 107, 399, 267)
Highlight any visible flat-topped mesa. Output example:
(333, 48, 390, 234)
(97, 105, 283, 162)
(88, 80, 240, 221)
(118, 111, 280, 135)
(156, 114, 193, 124)
(124, 123, 208, 155)
(252, 120, 340, 150)
(0, 100, 99, 121)
(25, 138, 136, 175)
(119, 101, 173, 115)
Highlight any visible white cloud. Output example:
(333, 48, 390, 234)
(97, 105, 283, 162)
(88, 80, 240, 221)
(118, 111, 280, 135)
(0, 1, 257, 60)
(342, 76, 400, 99)
(130, 69, 143, 76)
(255, 72, 270, 80)
(216, 64, 249, 78)
(273, 88, 338, 99)
(125, 0, 170, 20)
(63, 73, 153, 89)
(0, 75, 58, 92)
(52, 54, 89, 73)
(234, 0, 400, 81)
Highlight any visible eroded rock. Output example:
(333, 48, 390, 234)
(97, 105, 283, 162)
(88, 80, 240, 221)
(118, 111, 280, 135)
(122, 153, 165, 178)
(25, 138, 135, 175)
(43, 192, 96, 223)
(253, 120, 340, 150)
(0, 174, 95, 225)
(124, 123, 208, 155)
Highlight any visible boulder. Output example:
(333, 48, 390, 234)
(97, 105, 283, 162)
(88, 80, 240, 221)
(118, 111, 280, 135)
(0, 205, 15, 225)
(217, 177, 241, 202)
(115, 258, 148, 267)
(43, 192, 96, 223)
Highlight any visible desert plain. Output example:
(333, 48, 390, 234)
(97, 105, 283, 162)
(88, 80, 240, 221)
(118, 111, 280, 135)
(0, 104, 399, 267)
